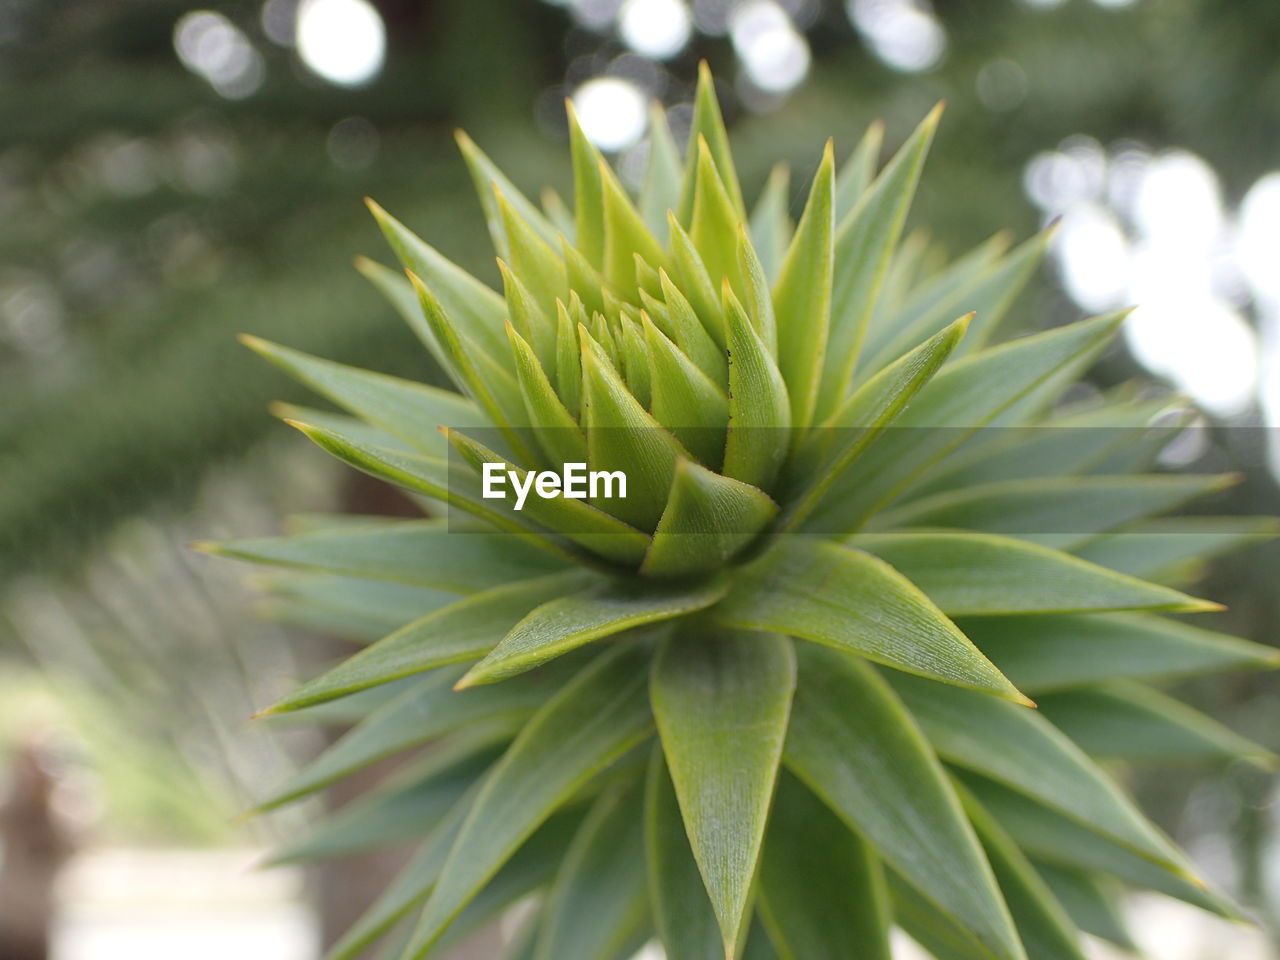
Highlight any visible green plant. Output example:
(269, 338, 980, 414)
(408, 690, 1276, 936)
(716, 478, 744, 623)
(205, 67, 1278, 960)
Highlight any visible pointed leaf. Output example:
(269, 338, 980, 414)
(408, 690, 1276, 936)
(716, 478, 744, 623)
(455, 130, 560, 251)
(646, 747, 724, 960)
(405, 644, 656, 958)
(834, 120, 884, 220)
(446, 428, 650, 567)
(261, 572, 590, 713)
(748, 163, 792, 283)
(783, 644, 1025, 960)
(889, 672, 1193, 871)
(568, 100, 607, 268)
(1036, 681, 1277, 768)
(651, 628, 795, 951)
(819, 106, 940, 417)
(643, 313, 729, 467)
(534, 781, 650, 960)
(1072, 516, 1280, 581)
(877, 474, 1238, 550)
(1033, 863, 1137, 951)
(458, 573, 730, 687)
(807, 312, 1127, 533)
(602, 159, 668, 298)
(198, 520, 566, 594)
(652, 268, 727, 384)
(758, 772, 892, 960)
(506, 322, 589, 465)
(640, 459, 777, 578)
(258, 666, 558, 810)
(959, 773, 1241, 919)
(964, 612, 1279, 693)
(678, 62, 745, 222)
(773, 141, 834, 428)
(641, 102, 683, 237)
(715, 538, 1028, 702)
(691, 137, 744, 292)
(722, 286, 791, 491)
(581, 330, 691, 530)
(781, 314, 968, 530)
(667, 213, 728, 348)
(241, 336, 482, 459)
(854, 531, 1219, 615)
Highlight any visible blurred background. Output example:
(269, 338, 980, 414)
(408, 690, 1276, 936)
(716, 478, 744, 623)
(0, 0, 1277, 957)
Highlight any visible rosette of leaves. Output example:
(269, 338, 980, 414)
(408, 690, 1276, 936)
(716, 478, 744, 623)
(204, 66, 1279, 960)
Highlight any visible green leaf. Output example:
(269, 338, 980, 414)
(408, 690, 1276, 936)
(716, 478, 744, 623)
(1072, 516, 1280, 582)
(283, 419, 571, 556)
(505, 322, 589, 465)
(260, 572, 590, 713)
(876, 474, 1238, 550)
(640, 459, 778, 578)
(365, 198, 511, 361)
(869, 228, 1053, 372)
(851, 532, 1218, 615)
(580, 329, 690, 530)
(257, 573, 451, 641)
(861, 230, 1009, 371)
(904, 396, 1181, 500)
(541, 185, 574, 237)
(748, 163, 792, 284)
(715, 538, 1028, 702)
(678, 62, 745, 222)
(498, 190, 569, 323)
(722, 286, 792, 491)
(645, 747, 724, 960)
(1036, 681, 1277, 769)
(758, 771, 892, 960)
(457, 572, 729, 687)
(783, 644, 1025, 960)
(691, 137, 744, 293)
(962, 612, 1279, 693)
(499, 261, 557, 373)
(961, 793, 1090, 960)
(733, 224, 777, 356)
(533, 781, 649, 960)
(959, 772, 1241, 919)
(269, 740, 500, 864)
(772, 141, 834, 429)
(807, 312, 1126, 532)
(642, 313, 729, 467)
(781, 314, 968, 530)
(818, 107, 940, 419)
(834, 120, 884, 221)
(667, 213, 728, 349)
(324, 782, 478, 960)
(651, 268, 727, 385)
(641, 102, 683, 238)
(651, 629, 796, 952)
(888, 672, 1192, 871)
(567, 99, 606, 268)
(445, 428, 651, 567)
(602, 159, 668, 299)
(1033, 863, 1137, 951)
(454, 130, 560, 251)
(240, 335, 483, 459)
(405, 644, 655, 958)
(409, 273, 536, 462)
(257, 665, 560, 810)
(196, 520, 566, 594)
(556, 297, 585, 417)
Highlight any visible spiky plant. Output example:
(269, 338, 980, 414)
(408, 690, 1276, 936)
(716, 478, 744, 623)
(205, 66, 1279, 960)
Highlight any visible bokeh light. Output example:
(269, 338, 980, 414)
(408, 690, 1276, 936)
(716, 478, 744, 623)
(572, 77, 649, 151)
(730, 0, 811, 94)
(295, 0, 386, 88)
(173, 11, 265, 99)
(1027, 142, 1263, 418)
(618, 0, 693, 59)
(847, 0, 946, 73)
